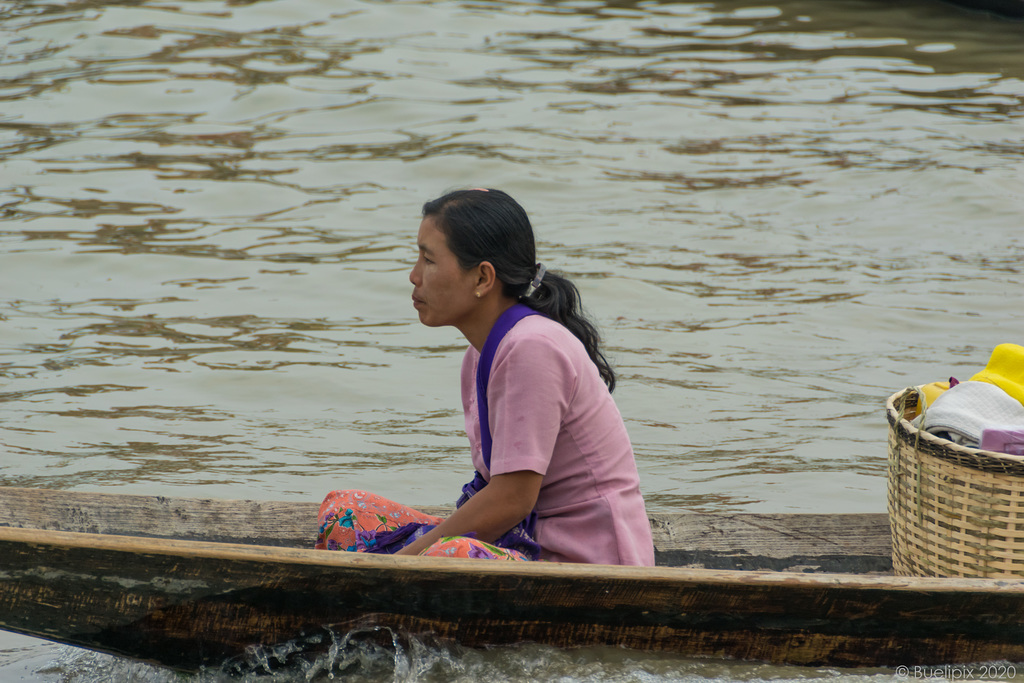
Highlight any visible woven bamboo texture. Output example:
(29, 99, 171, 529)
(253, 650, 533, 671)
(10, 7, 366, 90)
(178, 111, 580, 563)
(887, 388, 1024, 578)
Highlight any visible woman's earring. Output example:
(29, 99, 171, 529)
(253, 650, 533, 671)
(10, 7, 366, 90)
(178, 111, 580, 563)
(475, 291, 481, 298)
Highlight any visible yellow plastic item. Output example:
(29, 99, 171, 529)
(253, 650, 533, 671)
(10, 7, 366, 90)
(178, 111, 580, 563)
(971, 343, 1024, 406)
(917, 381, 950, 408)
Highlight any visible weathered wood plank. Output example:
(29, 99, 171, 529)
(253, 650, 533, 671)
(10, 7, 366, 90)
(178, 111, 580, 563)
(651, 512, 892, 573)
(0, 487, 322, 547)
(0, 487, 892, 572)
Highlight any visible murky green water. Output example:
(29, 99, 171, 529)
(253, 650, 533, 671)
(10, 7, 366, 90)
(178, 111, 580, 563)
(2, 0, 1022, 679)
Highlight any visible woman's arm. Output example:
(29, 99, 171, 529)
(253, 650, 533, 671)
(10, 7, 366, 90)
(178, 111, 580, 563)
(395, 470, 543, 556)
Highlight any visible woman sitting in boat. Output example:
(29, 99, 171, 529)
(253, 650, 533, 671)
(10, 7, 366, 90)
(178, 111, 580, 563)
(316, 188, 655, 565)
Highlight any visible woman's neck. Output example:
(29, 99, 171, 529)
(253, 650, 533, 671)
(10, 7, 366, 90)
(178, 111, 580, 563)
(460, 297, 519, 352)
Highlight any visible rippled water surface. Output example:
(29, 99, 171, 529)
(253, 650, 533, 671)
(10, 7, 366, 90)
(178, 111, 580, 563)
(1, 0, 1022, 679)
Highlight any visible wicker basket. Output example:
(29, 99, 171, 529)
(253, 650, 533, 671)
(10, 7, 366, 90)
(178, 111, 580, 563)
(887, 387, 1024, 578)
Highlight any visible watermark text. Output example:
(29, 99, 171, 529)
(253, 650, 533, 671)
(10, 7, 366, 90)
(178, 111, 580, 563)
(895, 664, 1017, 680)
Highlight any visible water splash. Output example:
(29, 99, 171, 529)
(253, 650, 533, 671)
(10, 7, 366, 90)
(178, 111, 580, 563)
(32, 627, 911, 683)
(217, 625, 466, 682)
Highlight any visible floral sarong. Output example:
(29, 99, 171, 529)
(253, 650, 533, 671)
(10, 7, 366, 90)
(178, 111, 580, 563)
(315, 489, 531, 561)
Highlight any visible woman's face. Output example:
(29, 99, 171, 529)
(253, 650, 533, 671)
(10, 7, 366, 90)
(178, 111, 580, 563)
(409, 217, 480, 330)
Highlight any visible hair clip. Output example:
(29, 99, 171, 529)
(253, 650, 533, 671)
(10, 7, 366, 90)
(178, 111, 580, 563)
(523, 263, 546, 298)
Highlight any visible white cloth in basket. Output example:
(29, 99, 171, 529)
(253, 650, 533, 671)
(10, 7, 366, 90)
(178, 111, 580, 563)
(915, 380, 1024, 449)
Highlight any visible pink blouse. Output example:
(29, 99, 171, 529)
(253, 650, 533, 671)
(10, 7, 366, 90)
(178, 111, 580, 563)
(460, 315, 655, 565)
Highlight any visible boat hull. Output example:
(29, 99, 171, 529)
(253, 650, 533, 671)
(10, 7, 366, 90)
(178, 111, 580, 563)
(3, 524, 1024, 672)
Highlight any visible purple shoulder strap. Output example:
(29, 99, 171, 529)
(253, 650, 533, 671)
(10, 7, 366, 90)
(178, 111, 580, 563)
(476, 303, 541, 469)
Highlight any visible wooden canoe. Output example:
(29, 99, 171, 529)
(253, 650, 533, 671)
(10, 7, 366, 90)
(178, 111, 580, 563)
(1, 486, 1023, 673)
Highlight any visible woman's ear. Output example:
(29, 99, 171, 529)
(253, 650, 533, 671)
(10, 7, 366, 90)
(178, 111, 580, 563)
(475, 261, 498, 296)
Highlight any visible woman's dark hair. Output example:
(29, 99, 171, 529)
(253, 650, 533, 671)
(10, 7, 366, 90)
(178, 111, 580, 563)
(422, 188, 616, 392)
